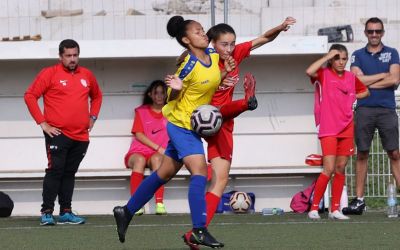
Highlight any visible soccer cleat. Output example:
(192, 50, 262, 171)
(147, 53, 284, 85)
(247, 96, 258, 110)
(155, 203, 167, 215)
(113, 205, 133, 243)
(190, 227, 224, 248)
(307, 210, 321, 220)
(243, 73, 257, 110)
(135, 207, 144, 216)
(329, 210, 350, 220)
(182, 231, 200, 250)
(40, 212, 56, 226)
(342, 198, 366, 215)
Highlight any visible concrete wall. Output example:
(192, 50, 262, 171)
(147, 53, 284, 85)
(0, 0, 399, 48)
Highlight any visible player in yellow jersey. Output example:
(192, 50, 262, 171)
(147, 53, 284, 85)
(162, 46, 221, 129)
(113, 15, 235, 248)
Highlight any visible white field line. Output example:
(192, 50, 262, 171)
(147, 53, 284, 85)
(0, 220, 395, 231)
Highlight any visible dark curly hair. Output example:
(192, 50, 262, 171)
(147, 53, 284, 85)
(166, 15, 194, 48)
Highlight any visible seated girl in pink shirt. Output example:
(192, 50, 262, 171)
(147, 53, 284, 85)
(305, 44, 369, 220)
(124, 80, 169, 215)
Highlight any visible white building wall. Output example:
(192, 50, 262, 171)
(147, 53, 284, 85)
(0, 0, 398, 47)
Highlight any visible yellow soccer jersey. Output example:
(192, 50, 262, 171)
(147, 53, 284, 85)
(163, 48, 221, 130)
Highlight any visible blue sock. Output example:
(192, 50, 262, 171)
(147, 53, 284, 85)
(126, 171, 166, 215)
(188, 175, 207, 228)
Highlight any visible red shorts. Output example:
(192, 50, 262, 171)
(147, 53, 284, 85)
(320, 136, 354, 156)
(206, 119, 234, 162)
(124, 151, 153, 168)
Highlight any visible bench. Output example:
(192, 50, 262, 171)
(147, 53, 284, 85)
(0, 116, 321, 179)
(0, 165, 321, 179)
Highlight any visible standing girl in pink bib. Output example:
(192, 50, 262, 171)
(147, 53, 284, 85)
(305, 44, 369, 220)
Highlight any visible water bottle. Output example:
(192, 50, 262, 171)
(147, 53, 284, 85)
(262, 208, 284, 216)
(387, 182, 398, 218)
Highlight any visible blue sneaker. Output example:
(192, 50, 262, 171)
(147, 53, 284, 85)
(58, 212, 85, 225)
(40, 213, 55, 226)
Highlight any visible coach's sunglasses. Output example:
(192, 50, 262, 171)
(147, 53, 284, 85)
(366, 29, 384, 35)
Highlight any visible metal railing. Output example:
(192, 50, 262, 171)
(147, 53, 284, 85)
(346, 130, 392, 198)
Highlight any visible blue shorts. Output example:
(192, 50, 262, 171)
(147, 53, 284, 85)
(165, 122, 204, 163)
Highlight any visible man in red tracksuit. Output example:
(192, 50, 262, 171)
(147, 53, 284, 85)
(24, 39, 102, 226)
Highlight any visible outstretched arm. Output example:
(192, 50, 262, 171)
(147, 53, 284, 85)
(306, 50, 340, 78)
(165, 75, 183, 101)
(251, 16, 296, 50)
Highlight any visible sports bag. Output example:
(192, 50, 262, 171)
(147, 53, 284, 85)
(0, 191, 14, 217)
(216, 190, 256, 213)
(305, 154, 323, 166)
(290, 181, 316, 213)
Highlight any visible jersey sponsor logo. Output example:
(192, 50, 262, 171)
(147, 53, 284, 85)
(151, 128, 163, 134)
(378, 52, 391, 63)
(80, 79, 88, 87)
(200, 79, 209, 84)
(59, 80, 68, 86)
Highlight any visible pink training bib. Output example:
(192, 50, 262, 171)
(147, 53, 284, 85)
(313, 68, 356, 138)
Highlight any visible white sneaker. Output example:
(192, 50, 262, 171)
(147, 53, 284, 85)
(307, 210, 321, 220)
(329, 210, 349, 220)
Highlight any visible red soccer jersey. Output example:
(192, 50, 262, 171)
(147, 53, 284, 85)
(24, 63, 102, 141)
(211, 41, 252, 107)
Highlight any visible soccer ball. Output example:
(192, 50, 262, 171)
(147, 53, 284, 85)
(190, 105, 222, 137)
(229, 191, 252, 213)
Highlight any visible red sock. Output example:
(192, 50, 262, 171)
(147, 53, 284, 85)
(331, 172, 345, 212)
(311, 173, 330, 211)
(130, 172, 144, 196)
(154, 185, 165, 203)
(219, 100, 248, 120)
(205, 192, 221, 227)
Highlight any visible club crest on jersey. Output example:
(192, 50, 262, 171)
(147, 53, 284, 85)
(59, 80, 67, 86)
(80, 79, 88, 87)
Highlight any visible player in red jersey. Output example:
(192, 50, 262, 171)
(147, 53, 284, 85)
(183, 17, 296, 249)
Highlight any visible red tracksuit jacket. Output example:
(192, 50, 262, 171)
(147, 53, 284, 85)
(24, 63, 102, 141)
